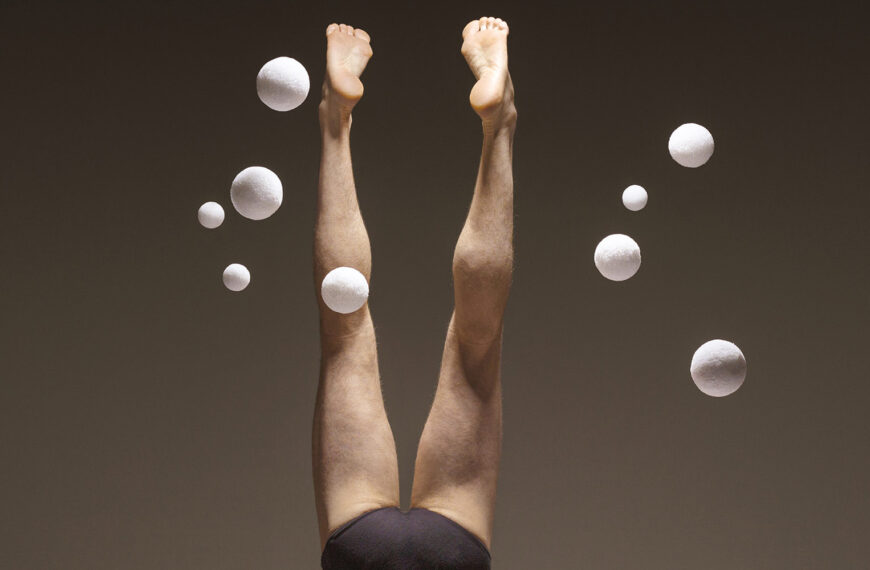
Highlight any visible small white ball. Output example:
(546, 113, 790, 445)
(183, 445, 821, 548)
(230, 166, 283, 220)
(669, 123, 715, 168)
(594, 234, 641, 281)
(223, 263, 251, 292)
(690, 339, 747, 397)
(256, 57, 310, 112)
(321, 267, 369, 314)
(197, 201, 225, 229)
(622, 185, 648, 211)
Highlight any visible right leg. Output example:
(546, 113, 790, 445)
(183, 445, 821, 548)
(410, 17, 516, 554)
(311, 23, 399, 552)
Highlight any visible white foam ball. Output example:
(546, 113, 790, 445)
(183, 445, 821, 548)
(256, 57, 310, 112)
(230, 166, 283, 220)
(198, 201, 225, 229)
(622, 185, 648, 211)
(223, 263, 251, 292)
(321, 267, 369, 314)
(669, 123, 714, 168)
(594, 234, 641, 281)
(690, 339, 747, 397)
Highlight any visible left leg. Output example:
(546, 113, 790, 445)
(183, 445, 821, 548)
(410, 16, 516, 554)
(311, 23, 400, 553)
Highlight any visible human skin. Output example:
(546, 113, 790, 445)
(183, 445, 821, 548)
(311, 17, 516, 554)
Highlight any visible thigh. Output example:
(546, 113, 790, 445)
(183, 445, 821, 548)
(314, 305, 401, 550)
(409, 313, 503, 553)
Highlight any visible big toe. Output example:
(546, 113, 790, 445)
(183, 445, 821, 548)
(462, 19, 480, 38)
(354, 28, 370, 42)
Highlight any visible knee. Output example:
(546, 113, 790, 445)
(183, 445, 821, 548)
(452, 237, 513, 291)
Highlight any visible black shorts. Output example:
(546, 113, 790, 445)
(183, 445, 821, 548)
(321, 506, 492, 569)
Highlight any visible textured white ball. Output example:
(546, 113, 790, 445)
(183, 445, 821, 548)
(223, 263, 251, 292)
(256, 57, 310, 112)
(669, 123, 714, 168)
(690, 339, 747, 397)
(622, 185, 648, 211)
(197, 201, 225, 229)
(321, 267, 369, 314)
(594, 234, 641, 281)
(230, 166, 283, 220)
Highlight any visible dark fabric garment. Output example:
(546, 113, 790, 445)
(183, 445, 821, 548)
(321, 506, 492, 569)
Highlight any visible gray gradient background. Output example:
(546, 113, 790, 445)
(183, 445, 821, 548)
(2, 1, 868, 568)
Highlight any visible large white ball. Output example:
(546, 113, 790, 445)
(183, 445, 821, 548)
(668, 123, 715, 168)
(223, 263, 251, 292)
(198, 201, 225, 229)
(690, 339, 747, 397)
(622, 185, 648, 211)
(230, 166, 283, 220)
(321, 267, 369, 314)
(256, 57, 310, 112)
(594, 234, 641, 281)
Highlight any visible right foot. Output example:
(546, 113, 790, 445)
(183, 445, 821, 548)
(322, 23, 373, 121)
(461, 17, 516, 128)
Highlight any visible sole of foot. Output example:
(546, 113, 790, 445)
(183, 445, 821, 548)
(323, 23, 373, 115)
(461, 17, 516, 126)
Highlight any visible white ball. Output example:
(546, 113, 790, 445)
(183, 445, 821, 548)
(690, 339, 747, 397)
(223, 263, 251, 292)
(230, 166, 283, 220)
(256, 57, 310, 112)
(197, 201, 225, 229)
(669, 123, 714, 168)
(594, 234, 641, 281)
(321, 267, 369, 314)
(622, 185, 648, 211)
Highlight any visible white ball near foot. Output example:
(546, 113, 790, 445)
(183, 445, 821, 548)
(223, 263, 251, 292)
(321, 267, 369, 314)
(594, 234, 641, 281)
(690, 339, 747, 397)
(257, 57, 310, 112)
(198, 201, 225, 228)
(230, 166, 283, 220)
(622, 185, 648, 211)
(669, 123, 714, 168)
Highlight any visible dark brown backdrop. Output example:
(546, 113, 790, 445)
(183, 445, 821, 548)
(2, 1, 868, 568)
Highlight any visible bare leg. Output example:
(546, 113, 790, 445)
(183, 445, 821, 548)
(311, 23, 399, 552)
(410, 17, 516, 553)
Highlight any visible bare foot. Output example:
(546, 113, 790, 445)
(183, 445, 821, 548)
(461, 17, 516, 128)
(321, 23, 373, 125)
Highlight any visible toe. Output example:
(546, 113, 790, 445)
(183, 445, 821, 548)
(346, 25, 355, 35)
(338, 23, 346, 34)
(354, 28, 370, 42)
(478, 17, 487, 30)
(326, 23, 338, 36)
(462, 19, 480, 38)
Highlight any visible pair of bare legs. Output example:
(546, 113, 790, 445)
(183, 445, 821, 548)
(312, 17, 516, 555)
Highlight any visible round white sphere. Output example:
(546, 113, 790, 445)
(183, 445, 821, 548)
(230, 166, 283, 220)
(256, 57, 310, 112)
(622, 185, 648, 211)
(690, 339, 747, 397)
(669, 123, 714, 168)
(197, 201, 225, 229)
(223, 263, 251, 292)
(594, 234, 641, 281)
(321, 267, 369, 314)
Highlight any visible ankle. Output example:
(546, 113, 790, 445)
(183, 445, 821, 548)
(319, 99, 352, 136)
(482, 105, 517, 137)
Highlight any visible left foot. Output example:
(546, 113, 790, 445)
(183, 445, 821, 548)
(461, 17, 516, 129)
